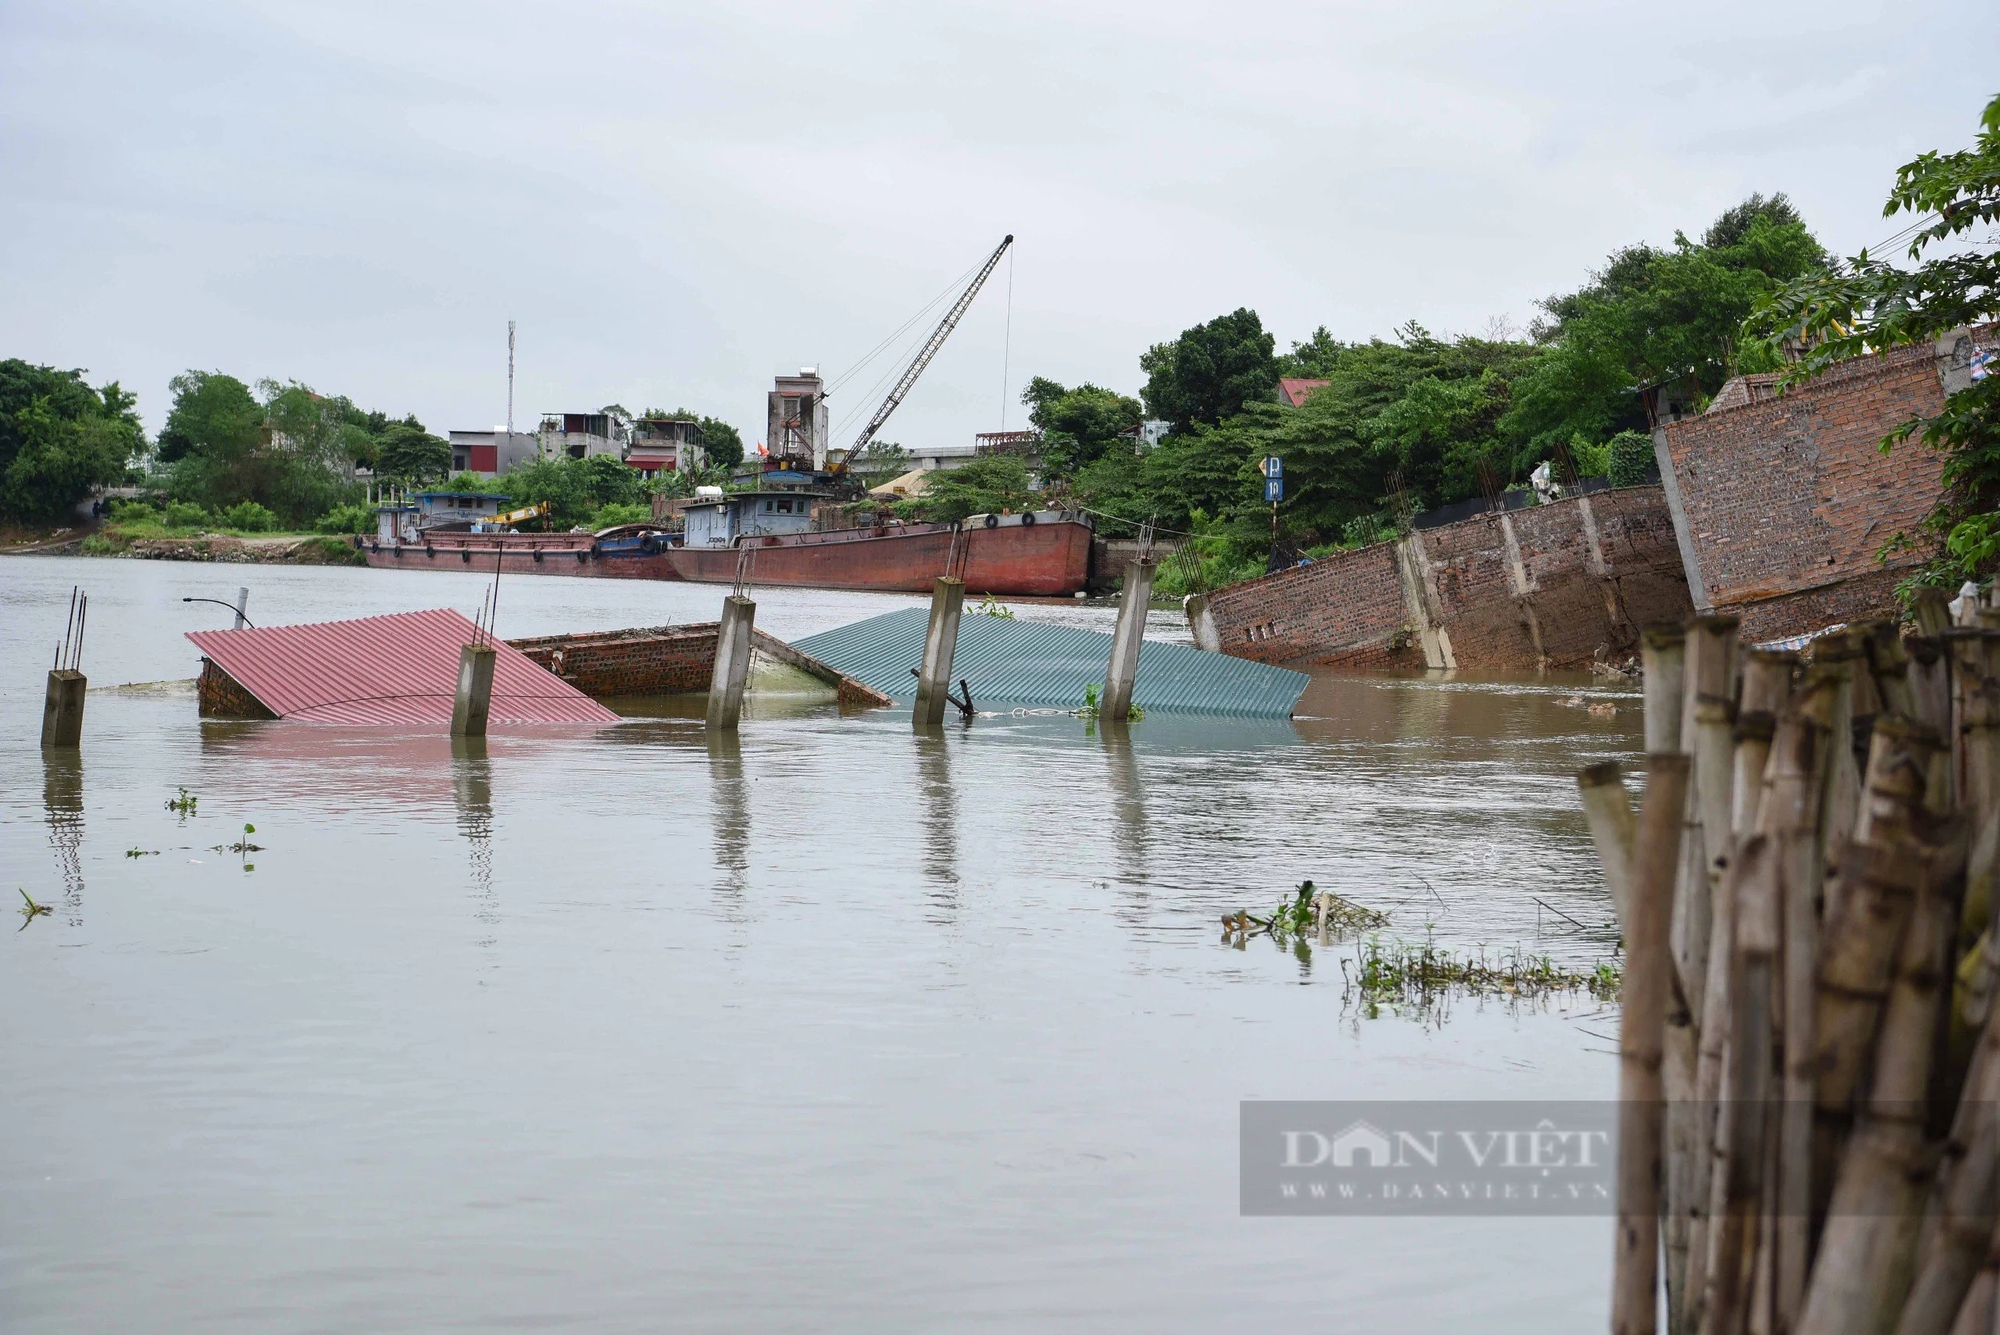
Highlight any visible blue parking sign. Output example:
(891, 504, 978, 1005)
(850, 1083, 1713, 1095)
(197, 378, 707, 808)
(1266, 476, 1283, 503)
(1264, 455, 1283, 480)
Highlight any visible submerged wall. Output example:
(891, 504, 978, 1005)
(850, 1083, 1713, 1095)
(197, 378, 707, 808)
(1202, 486, 1692, 672)
(1654, 333, 1985, 641)
(507, 624, 892, 708)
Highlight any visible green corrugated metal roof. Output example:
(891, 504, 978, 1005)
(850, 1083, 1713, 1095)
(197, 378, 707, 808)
(794, 608, 1308, 719)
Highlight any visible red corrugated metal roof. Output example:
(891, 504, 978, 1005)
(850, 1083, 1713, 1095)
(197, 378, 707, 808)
(1277, 377, 1330, 407)
(187, 609, 620, 727)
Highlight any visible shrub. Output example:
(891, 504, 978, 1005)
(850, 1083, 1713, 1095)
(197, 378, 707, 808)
(1567, 433, 1613, 479)
(314, 502, 375, 535)
(163, 501, 211, 529)
(1608, 431, 1656, 488)
(107, 498, 157, 524)
(587, 502, 652, 531)
(220, 500, 277, 532)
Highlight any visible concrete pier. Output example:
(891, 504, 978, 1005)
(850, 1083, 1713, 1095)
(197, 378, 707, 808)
(1100, 558, 1155, 722)
(913, 577, 966, 728)
(449, 644, 497, 737)
(41, 669, 86, 749)
(706, 595, 756, 730)
(1183, 592, 1221, 652)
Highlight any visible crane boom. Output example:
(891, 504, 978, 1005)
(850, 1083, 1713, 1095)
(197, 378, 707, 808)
(834, 234, 1013, 472)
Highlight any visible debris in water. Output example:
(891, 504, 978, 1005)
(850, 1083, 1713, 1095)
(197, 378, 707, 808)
(1340, 935, 1622, 1021)
(1221, 880, 1388, 941)
(125, 848, 160, 858)
(18, 888, 51, 922)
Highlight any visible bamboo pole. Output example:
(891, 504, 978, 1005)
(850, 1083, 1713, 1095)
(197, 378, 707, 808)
(1766, 667, 1844, 1329)
(1618, 753, 1694, 1335)
(1893, 995, 2000, 1335)
(1702, 834, 1780, 1335)
(1810, 841, 1931, 1225)
(1581, 761, 1639, 933)
(1797, 838, 1957, 1335)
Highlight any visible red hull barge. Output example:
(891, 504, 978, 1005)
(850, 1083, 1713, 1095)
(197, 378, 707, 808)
(665, 517, 1092, 596)
(361, 530, 683, 581)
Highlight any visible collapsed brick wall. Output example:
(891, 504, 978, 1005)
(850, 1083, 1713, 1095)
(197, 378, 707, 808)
(505, 624, 893, 708)
(1659, 341, 1952, 641)
(1202, 486, 1692, 672)
(197, 658, 277, 719)
(508, 625, 717, 696)
(1204, 540, 1418, 668)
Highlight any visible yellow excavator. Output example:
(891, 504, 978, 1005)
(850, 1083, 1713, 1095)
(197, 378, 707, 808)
(494, 500, 552, 529)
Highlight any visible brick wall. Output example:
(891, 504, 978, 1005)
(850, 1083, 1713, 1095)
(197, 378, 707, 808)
(197, 658, 276, 719)
(1205, 540, 1420, 668)
(1660, 342, 1950, 640)
(1202, 486, 1692, 672)
(509, 625, 718, 697)
(506, 624, 892, 708)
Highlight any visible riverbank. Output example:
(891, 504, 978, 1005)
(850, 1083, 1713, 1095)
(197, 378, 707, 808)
(19, 526, 366, 566)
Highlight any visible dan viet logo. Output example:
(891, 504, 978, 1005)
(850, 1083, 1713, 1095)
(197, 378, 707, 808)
(1241, 1102, 1618, 1216)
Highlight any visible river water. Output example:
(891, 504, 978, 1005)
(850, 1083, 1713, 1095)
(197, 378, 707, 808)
(2, 555, 1641, 1332)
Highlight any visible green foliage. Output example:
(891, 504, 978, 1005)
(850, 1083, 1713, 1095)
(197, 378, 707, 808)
(314, 503, 374, 535)
(107, 498, 157, 524)
(898, 454, 1036, 524)
(1506, 199, 1827, 452)
(0, 361, 144, 522)
(162, 373, 371, 525)
(501, 454, 646, 529)
(1752, 95, 2000, 587)
(375, 419, 450, 484)
(588, 502, 653, 530)
(163, 501, 211, 529)
(1608, 431, 1657, 487)
(1566, 434, 1612, 479)
(1140, 307, 1278, 428)
(1021, 377, 1143, 478)
(441, 470, 489, 493)
(220, 500, 277, 532)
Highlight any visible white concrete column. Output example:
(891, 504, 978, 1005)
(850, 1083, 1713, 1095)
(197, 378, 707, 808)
(914, 578, 966, 728)
(1101, 558, 1155, 721)
(707, 595, 756, 731)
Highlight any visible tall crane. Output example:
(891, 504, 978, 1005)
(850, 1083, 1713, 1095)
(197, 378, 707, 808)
(829, 234, 1014, 475)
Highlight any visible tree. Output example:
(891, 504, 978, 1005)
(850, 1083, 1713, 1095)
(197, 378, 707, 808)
(1752, 94, 2000, 587)
(375, 419, 451, 484)
(1021, 377, 1142, 478)
(1504, 198, 1827, 451)
(1275, 327, 1348, 380)
(156, 370, 260, 466)
(0, 361, 142, 523)
(1139, 307, 1278, 429)
(901, 455, 1036, 524)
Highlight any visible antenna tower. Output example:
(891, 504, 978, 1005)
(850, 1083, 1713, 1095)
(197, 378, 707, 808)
(506, 320, 516, 435)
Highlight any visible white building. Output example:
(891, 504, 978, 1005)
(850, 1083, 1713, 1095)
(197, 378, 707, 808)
(767, 369, 830, 469)
(539, 412, 625, 462)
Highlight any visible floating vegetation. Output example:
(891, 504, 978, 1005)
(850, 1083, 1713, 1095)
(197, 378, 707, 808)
(1221, 880, 1388, 940)
(125, 847, 160, 858)
(1339, 934, 1621, 1022)
(208, 823, 261, 872)
(165, 787, 198, 815)
(18, 888, 51, 923)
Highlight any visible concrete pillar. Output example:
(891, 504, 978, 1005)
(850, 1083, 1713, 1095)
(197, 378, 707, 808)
(41, 669, 86, 749)
(913, 577, 965, 728)
(707, 595, 756, 731)
(232, 587, 250, 629)
(1183, 592, 1221, 653)
(450, 644, 497, 737)
(1101, 558, 1155, 722)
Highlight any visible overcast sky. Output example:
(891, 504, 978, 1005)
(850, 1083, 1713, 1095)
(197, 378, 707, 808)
(1, 1, 1991, 450)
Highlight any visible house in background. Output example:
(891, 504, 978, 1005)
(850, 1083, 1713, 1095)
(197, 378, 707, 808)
(447, 429, 541, 478)
(626, 417, 706, 479)
(1278, 378, 1330, 408)
(540, 412, 625, 461)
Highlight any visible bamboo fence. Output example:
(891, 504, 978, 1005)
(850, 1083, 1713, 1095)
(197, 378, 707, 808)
(1591, 589, 2000, 1335)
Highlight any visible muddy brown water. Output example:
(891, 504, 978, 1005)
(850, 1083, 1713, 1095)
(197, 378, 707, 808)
(2, 556, 1641, 1332)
